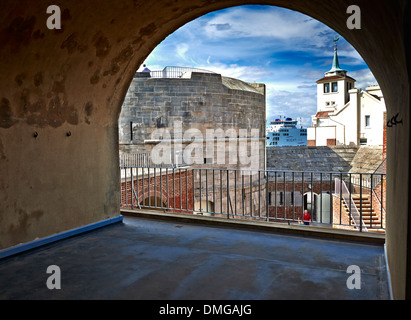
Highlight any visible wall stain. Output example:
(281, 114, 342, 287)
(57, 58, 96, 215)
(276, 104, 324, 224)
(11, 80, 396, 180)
(0, 98, 17, 128)
(61, 32, 88, 54)
(34, 72, 43, 87)
(7, 207, 44, 241)
(85, 102, 93, 117)
(6, 73, 79, 128)
(32, 29, 45, 40)
(93, 34, 112, 58)
(0, 16, 36, 53)
(103, 45, 134, 76)
(0, 138, 6, 160)
(15, 73, 26, 86)
(139, 23, 156, 37)
(90, 69, 100, 85)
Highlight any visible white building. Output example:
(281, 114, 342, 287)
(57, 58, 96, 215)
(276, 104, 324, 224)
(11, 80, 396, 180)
(307, 40, 386, 146)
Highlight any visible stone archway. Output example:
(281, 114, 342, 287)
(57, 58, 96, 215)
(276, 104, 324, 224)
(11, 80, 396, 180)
(0, 0, 410, 299)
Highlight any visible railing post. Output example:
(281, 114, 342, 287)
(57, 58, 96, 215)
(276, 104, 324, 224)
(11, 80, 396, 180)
(227, 169, 230, 219)
(292, 172, 295, 222)
(339, 173, 342, 226)
(266, 170, 269, 222)
(381, 174, 384, 229)
(131, 166, 134, 209)
(320, 173, 322, 224)
(370, 173, 373, 229)
(359, 173, 363, 232)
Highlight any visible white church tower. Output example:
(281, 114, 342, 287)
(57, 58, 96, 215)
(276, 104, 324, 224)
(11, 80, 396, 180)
(308, 37, 386, 147)
(316, 37, 356, 115)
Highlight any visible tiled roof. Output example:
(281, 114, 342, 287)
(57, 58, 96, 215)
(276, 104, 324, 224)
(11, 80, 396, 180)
(315, 111, 332, 118)
(316, 75, 356, 83)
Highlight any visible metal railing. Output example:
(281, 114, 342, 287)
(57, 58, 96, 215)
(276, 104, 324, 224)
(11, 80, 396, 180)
(120, 151, 187, 168)
(335, 177, 367, 232)
(120, 166, 386, 233)
(147, 66, 216, 79)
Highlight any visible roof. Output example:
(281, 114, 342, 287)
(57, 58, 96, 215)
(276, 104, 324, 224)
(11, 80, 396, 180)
(316, 75, 356, 83)
(222, 76, 265, 95)
(315, 111, 333, 118)
(328, 45, 346, 73)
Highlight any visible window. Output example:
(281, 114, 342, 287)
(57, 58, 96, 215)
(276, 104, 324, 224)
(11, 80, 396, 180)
(324, 83, 330, 93)
(204, 158, 213, 164)
(365, 115, 371, 127)
(360, 138, 368, 145)
(130, 122, 133, 141)
(279, 192, 283, 206)
(332, 82, 338, 92)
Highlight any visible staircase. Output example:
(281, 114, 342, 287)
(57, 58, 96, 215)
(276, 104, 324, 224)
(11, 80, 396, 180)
(343, 194, 385, 233)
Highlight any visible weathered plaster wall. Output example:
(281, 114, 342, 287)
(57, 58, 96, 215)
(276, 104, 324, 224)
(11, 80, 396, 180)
(0, 0, 410, 299)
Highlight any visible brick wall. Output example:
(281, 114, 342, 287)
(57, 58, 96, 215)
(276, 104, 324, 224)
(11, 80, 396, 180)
(121, 169, 194, 214)
(326, 139, 336, 146)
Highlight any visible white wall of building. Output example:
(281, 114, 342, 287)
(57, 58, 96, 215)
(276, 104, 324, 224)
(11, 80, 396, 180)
(359, 91, 386, 146)
(310, 81, 385, 147)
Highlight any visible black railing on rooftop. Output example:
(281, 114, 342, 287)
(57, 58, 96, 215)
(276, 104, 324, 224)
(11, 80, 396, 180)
(120, 166, 386, 233)
(146, 66, 216, 79)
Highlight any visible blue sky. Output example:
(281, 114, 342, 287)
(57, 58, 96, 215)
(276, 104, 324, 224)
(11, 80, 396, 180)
(139, 5, 378, 127)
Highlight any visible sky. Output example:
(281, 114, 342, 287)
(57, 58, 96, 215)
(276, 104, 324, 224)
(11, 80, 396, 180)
(139, 5, 378, 127)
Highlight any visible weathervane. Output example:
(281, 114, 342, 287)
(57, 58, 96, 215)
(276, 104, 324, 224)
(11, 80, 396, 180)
(333, 36, 340, 51)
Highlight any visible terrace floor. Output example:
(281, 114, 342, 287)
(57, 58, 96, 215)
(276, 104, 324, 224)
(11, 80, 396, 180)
(0, 213, 390, 300)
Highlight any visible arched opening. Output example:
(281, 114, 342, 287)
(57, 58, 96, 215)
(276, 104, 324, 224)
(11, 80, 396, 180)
(113, 2, 403, 297)
(119, 5, 384, 228)
(304, 192, 318, 220)
(140, 196, 166, 211)
(1, 0, 409, 299)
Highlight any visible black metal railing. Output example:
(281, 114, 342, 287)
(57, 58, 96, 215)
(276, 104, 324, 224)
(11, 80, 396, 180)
(120, 166, 386, 233)
(147, 66, 216, 79)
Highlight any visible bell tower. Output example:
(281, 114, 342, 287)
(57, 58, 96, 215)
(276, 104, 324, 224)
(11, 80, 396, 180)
(315, 37, 356, 114)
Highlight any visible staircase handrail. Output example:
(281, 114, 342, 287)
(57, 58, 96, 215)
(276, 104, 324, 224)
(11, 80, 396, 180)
(335, 178, 368, 232)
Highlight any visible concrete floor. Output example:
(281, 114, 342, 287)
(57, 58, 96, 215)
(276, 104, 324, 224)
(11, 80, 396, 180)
(0, 216, 389, 300)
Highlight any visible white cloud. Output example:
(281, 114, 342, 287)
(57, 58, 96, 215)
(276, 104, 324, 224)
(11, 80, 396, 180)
(350, 69, 378, 89)
(202, 6, 329, 44)
(140, 5, 377, 130)
(199, 62, 273, 82)
(266, 84, 316, 127)
(176, 43, 190, 60)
